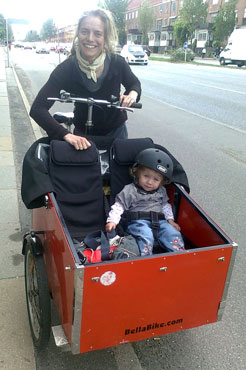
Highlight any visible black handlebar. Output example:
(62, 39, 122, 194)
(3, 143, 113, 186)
(48, 91, 142, 111)
(131, 102, 142, 109)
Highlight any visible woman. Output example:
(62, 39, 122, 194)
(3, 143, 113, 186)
(30, 8, 141, 150)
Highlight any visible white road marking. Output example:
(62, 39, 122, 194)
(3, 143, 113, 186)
(147, 95, 246, 135)
(191, 81, 246, 95)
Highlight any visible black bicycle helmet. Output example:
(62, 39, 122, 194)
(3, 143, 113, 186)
(133, 148, 173, 181)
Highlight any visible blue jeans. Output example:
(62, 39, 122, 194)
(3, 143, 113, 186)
(127, 220, 184, 256)
(106, 122, 128, 139)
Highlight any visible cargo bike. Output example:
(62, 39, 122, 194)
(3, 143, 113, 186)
(21, 94, 237, 354)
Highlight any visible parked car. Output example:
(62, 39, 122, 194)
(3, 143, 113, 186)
(121, 45, 148, 65)
(36, 45, 50, 54)
(142, 45, 152, 56)
(219, 28, 246, 67)
(23, 43, 32, 50)
(115, 44, 122, 53)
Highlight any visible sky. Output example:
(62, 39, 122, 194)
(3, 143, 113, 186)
(1, 0, 99, 40)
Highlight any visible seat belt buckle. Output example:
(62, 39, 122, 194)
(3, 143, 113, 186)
(150, 211, 160, 229)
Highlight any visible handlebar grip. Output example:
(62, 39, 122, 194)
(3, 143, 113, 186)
(131, 102, 142, 109)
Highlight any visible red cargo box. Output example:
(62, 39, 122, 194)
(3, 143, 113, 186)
(28, 184, 236, 354)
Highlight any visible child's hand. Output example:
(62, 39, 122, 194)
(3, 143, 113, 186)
(105, 222, 116, 233)
(168, 219, 181, 232)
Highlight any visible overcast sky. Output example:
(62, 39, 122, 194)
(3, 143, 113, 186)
(2, 0, 99, 39)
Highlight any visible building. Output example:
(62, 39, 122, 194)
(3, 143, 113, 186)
(126, 0, 246, 53)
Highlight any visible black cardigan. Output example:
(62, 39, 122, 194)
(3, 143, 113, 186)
(30, 54, 141, 139)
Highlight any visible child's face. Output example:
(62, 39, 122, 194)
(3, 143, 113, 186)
(138, 167, 163, 192)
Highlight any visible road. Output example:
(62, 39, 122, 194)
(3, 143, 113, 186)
(8, 48, 246, 370)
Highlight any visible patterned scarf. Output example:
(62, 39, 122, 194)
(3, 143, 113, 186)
(75, 43, 106, 83)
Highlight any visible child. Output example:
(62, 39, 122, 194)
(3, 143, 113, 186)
(106, 148, 184, 256)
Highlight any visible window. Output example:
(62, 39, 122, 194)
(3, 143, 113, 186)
(161, 33, 167, 40)
(163, 18, 167, 26)
(160, 5, 163, 13)
(212, 0, 218, 4)
(210, 13, 217, 23)
(157, 19, 162, 31)
(172, 2, 176, 12)
(198, 32, 207, 41)
(164, 3, 168, 13)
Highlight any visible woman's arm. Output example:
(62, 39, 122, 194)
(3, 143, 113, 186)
(30, 60, 91, 149)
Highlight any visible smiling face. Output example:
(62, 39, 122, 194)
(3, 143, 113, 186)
(78, 16, 105, 62)
(138, 167, 164, 192)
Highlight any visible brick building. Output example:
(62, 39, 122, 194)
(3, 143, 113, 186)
(126, 0, 246, 53)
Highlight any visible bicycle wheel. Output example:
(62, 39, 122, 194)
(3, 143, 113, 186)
(24, 242, 51, 350)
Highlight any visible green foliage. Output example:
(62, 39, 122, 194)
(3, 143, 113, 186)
(213, 0, 237, 44)
(174, 20, 190, 47)
(40, 19, 57, 41)
(25, 30, 40, 42)
(179, 0, 208, 41)
(138, 0, 153, 45)
(192, 38, 197, 51)
(0, 14, 5, 41)
(103, 0, 128, 45)
(170, 47, 195, 62)
(0, 14, 13, 42)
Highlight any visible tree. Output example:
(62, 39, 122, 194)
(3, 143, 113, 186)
(25, 30, 40, 42)
(174, 20, 190, 47)
(103, 0, 128, 45)
(213, 0, 237, 46)
(0, 14, 5, 42)
(40, 19, 57, 41)
(0, 14, 13, 43)
(178, 0, 208, 42)
(138, 0, 153, 45)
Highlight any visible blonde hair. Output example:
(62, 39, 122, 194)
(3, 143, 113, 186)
(70, 8, 118, 55)
(131, 165, 170, 186)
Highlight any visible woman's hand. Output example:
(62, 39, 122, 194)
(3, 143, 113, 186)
(120, 90, 138, 107)
(105, 222, 116, 233)
(64, 133, 91, 150)
(168, 219, 181, 232)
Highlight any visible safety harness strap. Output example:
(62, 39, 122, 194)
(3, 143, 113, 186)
(125, 211, 165, 239)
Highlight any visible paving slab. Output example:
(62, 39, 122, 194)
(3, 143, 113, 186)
(0, 105, 11, 126)
(0, 189, 19, 224)
(0, 277, 35, 370)
(0, 137, 13, 151)
(0, 166, 16, 188)
(0, 83, 7, 96)
(0, 223, 23, 279)
(0, 151, 14, 166)
(0, 96, 8, 106)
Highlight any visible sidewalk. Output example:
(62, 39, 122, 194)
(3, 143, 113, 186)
(151, 52, 220, 66)
(0, 46, 35, 369)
